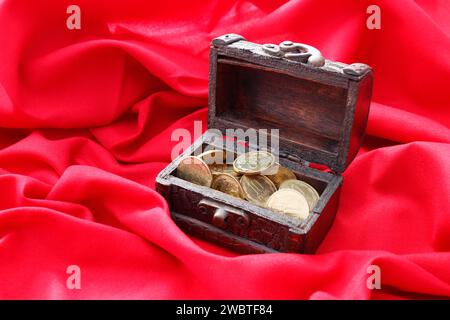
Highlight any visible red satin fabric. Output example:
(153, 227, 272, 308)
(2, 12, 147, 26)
(0, 0, 449, 299)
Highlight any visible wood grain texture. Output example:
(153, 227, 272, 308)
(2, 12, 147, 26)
(156, 132, 342, 254)
(156, 34, 373, 254)
(208, 35, 373, 173)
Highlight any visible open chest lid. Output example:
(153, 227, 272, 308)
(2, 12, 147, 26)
(208, 34, 373, 173)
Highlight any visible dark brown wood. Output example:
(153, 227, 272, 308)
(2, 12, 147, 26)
(208, 35, 372, 173)
(156, 34, 373, 254)
(156, 131, 342, 254)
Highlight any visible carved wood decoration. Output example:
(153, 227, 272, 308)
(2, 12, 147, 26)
(156, 34, 373, 254)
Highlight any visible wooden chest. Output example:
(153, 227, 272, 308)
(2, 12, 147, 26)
(156, 34, 373, 254)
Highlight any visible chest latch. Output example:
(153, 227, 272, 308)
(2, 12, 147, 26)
(262, 40, 325, 67)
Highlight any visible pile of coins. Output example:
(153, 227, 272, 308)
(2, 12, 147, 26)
(176, 150, 320, 221)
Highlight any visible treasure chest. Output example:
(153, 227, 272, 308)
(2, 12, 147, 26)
(156, 34, 373, 254)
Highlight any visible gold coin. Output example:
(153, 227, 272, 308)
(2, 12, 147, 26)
(240, 175, 277, 207)
(266, 189, 310, 220)
(210, 163, 241, 177)
(198, 149, 227, 165)
(267, 165, 297, 188)
(176, 156, 212, 187)
(198, 149, 239, 177)
(233, 151, 275, 175)
(211, 173, 244, 199)
(279, 179, 320, 211)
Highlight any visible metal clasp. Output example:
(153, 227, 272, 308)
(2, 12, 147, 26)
(262, 40, 325, 67)
(198, 199, 249, 232)
(212, 207, 228, 229)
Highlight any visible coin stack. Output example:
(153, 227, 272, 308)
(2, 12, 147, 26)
(176, 149, 320, 221)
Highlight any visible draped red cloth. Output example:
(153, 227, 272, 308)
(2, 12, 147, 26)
(0, 0, 449, 300)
